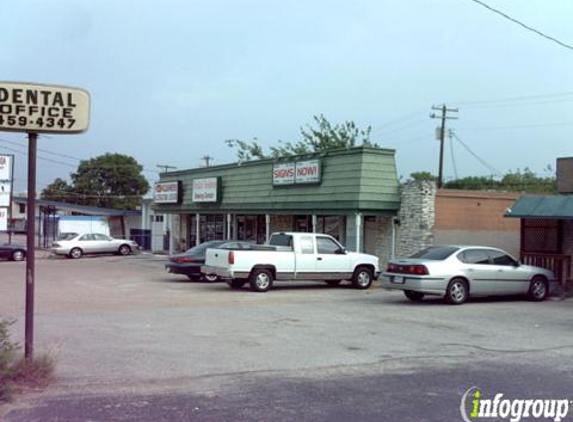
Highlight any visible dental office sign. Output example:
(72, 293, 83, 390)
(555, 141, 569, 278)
(273, 159, 321, 186)
(0, 81, 90, 133)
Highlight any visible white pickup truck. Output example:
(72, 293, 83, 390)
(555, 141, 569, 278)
(201, 232, 380, 292)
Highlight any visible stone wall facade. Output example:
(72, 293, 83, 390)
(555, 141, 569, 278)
(364, 216, 394, 269)
(395, 181, 437, 258)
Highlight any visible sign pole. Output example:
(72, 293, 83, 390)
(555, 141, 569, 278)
(25, 132, 37, 360)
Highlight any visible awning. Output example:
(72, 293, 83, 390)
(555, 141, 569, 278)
(505, 195, 573, 220)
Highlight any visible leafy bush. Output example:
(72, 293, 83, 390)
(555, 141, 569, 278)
(0, 319, 19, 402)
(0, 319, 55, 403)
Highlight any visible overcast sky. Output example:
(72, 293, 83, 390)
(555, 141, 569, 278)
(2, 0, 572, 192)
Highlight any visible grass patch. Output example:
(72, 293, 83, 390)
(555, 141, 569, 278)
(0, 319, 56, 403)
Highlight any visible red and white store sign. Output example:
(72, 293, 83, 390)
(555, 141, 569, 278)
(192, 177, 218, 202)
(0, 207, 7, 231)
(273, 160, 321, 186)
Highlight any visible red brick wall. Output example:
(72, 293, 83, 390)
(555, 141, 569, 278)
(435, 189, 520, 231)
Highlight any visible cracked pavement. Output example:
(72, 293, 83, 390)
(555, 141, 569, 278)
(1, 254, 572, 421)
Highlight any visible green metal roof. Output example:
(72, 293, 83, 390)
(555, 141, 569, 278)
(154, 146, 401, 215)
(505, 195, 573, 219)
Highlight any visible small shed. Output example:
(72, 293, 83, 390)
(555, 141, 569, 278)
(506, 195, 573, 291)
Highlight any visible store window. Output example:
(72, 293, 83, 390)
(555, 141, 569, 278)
(236, 214, 267, 243)
(316, 215, 346, 242)
(294, 215, 312, 232)
(188, 214, 225, 245)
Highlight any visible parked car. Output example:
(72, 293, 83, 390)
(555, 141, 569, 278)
(381, 245, 555, 304)
(51, 233, 139, 259)
(201, 232, 380, 292)
(0, 243, 26, 261)
(166, 240, 259, 281)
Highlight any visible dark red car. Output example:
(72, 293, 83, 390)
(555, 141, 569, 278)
(0, 244, 26, 261)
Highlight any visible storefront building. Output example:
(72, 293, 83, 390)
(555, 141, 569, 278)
(153, 146, 401, 256)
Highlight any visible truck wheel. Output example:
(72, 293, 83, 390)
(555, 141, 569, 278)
(229, 279, 246, 289)
(249, 268, 273, 292)
(352, 266, 373, 289)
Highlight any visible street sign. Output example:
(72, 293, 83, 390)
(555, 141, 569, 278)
(0, 81, 90, 134)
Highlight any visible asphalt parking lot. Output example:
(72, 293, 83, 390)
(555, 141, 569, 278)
(1, 254, 573, 422)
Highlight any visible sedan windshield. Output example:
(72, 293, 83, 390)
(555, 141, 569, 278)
(57, 233, 79, 241)
(184, 241, 227, 254)
(409, 246, 460, 260)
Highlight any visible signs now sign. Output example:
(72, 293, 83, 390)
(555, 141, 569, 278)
(273, 159, 321, 186)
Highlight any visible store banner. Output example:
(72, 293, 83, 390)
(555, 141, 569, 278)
(0, 181, 10, 207)
(154, 181, 180, 204)
(0, 154, 11, 180)
(192, 177, 218, 203)
(0, 207, 7, 231)
(273, 159, 321, 186)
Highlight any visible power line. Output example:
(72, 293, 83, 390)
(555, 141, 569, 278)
(461, 97, 573, 110)
(455, 91, 573, 106)
(450, 131, 502, 176)
(0, 137, 161, 174)
(371, 109, 427, 133)
(456, 121, 573, 131)
(448, 130, 458, 180)
(466, 0, 573, 51)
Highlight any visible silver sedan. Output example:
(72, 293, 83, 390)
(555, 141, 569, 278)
(381, 245, 555, 304)
(51, 233, 139, 259)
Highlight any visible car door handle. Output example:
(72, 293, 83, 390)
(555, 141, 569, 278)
(317, 257, 322, 261)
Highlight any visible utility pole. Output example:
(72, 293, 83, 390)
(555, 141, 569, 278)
(156, 164, 177, 173)
(202, 155, 213, 167)
(430, 104, 458, 188)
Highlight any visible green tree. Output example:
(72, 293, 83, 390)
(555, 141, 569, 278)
(409, 172, 438, 182)
(41, 178, 74, 202)
(226, 114, 378, 160)
(42, 153, 149, 210)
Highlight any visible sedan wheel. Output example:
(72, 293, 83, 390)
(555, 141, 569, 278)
(118, 245, 131, 256)
(445, 279, 468, 305)
(528, 276, 548, 301)
(69, 248, 83, 259)
(11, 250, 25, 262)
(203, 273, 219, 282)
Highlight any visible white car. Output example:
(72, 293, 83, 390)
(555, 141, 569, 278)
(201, 232, 380, 292)
(381, 245, 556, 304)
(51, 232, 139, 259)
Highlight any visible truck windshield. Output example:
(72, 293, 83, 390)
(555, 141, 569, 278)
(269, 234, 293, 247)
